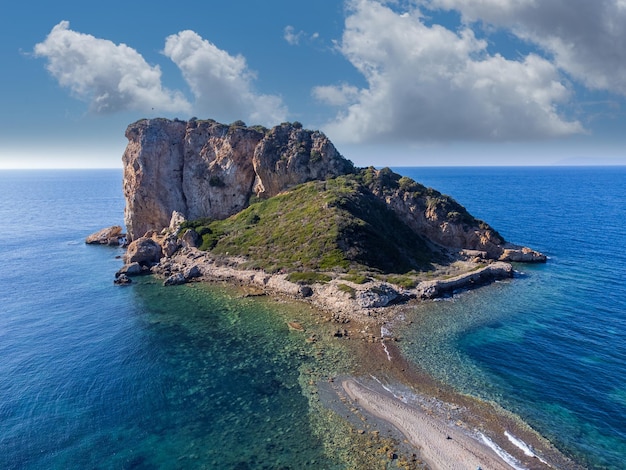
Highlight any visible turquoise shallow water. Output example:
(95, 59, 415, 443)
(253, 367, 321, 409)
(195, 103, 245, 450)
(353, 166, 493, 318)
(394, 166, 626, 469)
(1, 167, 625, 469)
(0, 170, 351, 469)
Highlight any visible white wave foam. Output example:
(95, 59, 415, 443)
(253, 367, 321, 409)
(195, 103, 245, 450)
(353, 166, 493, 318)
(505, 431, 549, 464)
(380, 326, 392, 361)
(369, 375, 407, 403)
(381, 342, 392, 361)
(478, 432, 526, 470)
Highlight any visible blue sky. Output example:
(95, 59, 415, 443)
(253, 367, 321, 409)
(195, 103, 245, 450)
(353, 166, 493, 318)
(2, 0, 626, 168)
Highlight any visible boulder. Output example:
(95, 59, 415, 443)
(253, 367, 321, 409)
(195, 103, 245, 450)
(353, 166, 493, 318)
(169, 210, 186, 233)
(124, 237, 163, 266)
(499, 246, 547, 263)
(181, 228, 202, 248)
(164, 272, 186, 286)
(114, 274, 132, 285)
(299, 285, 314, 298)
(86, 225, 125, 245)
(115, 261, 150, 278)
(160, 234, 181, 258)
(184, 265, 202, 279)
(356, 285, 400, 308)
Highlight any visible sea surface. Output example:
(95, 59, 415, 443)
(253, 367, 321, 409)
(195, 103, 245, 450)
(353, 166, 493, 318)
(394, 166, 626, 470)
(1, 167, 625, 469)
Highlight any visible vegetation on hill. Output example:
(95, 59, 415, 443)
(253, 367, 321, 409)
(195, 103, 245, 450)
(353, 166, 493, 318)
(179, 171, 442, 275)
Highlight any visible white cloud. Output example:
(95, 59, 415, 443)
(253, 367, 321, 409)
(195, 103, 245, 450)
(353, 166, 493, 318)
(425, 0, 626, 95)
(284, 25, 320, 46)
(163, 30, 287, 125)
(312, 83, 360, 106)
(317, 0, 582, 143)
(34, 23, 286, 125)
(284, 25, 304, 45)
(34, 21, 190, 114)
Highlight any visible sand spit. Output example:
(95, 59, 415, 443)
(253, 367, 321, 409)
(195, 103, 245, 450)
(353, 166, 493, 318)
(342, 378, 517, 470)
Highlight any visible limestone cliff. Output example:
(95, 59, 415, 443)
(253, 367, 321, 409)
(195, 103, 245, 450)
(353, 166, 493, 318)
(123, 119, 352, 240)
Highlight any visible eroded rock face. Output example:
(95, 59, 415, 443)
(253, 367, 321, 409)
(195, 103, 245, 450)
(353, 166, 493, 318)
(123, 119, 352, 240)
(252, 122, 354, 198)
(123, 119, 187, 241)
(181, 120, 264, 221)
(364, 168, 508, 259)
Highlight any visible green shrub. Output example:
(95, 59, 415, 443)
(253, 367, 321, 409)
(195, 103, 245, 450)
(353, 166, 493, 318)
(386, 275, 418, 289)
(341, 273, 370, 284)
(230, 120, 246, 128)
(337, 283, 356, 298)
(398, 176, 421, 193)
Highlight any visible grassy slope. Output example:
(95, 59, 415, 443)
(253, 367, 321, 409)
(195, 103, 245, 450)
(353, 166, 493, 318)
(180, 174, 438, 275)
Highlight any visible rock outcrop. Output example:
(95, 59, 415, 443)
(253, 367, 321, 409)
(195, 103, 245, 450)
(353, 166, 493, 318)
(362, 168, 546, 261)
(85, 225, 126, 245)
(123, 119, 352, 240)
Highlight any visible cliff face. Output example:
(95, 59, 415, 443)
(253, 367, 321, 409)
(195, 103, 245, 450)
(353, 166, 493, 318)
(123, 119, 352, 240)
(362, 168, 506, 258)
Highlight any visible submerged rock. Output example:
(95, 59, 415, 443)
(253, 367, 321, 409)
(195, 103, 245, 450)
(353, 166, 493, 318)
(114, 274, 132, 285)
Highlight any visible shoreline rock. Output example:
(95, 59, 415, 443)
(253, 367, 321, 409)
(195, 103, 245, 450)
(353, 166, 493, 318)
(147, 246, 515, 324)
(85, 225, 126, 246)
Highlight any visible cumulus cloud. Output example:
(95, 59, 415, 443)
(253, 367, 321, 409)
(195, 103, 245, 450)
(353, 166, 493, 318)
(163, 30, 287, 125)
(425, 0, 626, 95)
(34, 21, 190, 114)
(317, 0, 582, 143)
(312, 83, 360, 106)
(34, 22, 286, 125)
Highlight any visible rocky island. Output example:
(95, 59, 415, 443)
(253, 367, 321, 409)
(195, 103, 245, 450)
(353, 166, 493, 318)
(114, 117, 544, 320)
(88, 118, 579, 469)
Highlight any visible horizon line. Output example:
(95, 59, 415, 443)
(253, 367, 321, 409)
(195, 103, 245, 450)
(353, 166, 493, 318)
(2, 163, 626, 171)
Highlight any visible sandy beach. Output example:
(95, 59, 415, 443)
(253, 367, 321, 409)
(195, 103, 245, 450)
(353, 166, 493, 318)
(342, 378, 520, 470)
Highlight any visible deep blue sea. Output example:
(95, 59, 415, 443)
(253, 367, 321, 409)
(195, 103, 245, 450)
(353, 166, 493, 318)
(1, 167, 625, 469)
